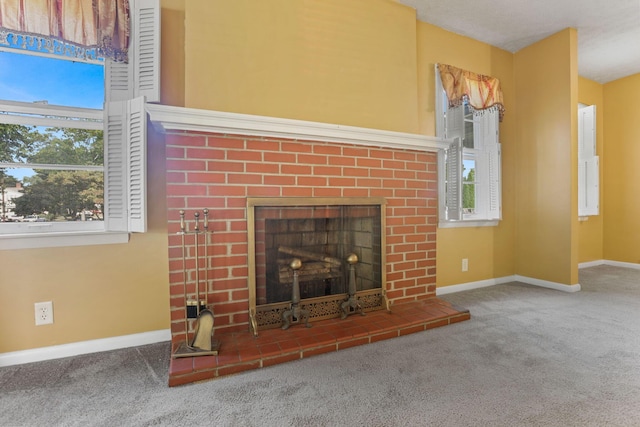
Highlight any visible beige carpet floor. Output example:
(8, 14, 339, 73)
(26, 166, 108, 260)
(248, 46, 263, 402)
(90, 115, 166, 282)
(1, 264, 639, 426)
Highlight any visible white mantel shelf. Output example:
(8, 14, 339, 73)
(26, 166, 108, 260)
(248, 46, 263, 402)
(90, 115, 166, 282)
(146, 104, 450, 153)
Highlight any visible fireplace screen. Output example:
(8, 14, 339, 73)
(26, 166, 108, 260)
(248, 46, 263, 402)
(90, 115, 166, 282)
(247, 197, 387, 334)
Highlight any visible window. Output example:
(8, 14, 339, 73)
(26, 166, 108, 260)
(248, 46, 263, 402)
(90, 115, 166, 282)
(0, 0, 160, 249)
(578, 104, 598, 217)
(436, 66, 501, 227)
(0, 55, 105, 232)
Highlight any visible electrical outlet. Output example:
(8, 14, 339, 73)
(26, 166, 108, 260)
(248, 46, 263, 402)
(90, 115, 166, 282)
(462, 258, 468, 272)
(35, 301, 54, 325)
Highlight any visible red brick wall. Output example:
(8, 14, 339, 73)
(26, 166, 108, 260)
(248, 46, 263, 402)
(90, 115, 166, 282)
(165, 131, 438, 344)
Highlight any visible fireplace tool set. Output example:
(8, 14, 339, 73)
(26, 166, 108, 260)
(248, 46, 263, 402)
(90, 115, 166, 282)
(173, 209, 221, 359)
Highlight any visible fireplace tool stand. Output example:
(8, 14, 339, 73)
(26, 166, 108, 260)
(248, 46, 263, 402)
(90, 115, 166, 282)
(174, 209, 221, 359)
(341, 253, 365, 319)
(282, 258, 312, 330)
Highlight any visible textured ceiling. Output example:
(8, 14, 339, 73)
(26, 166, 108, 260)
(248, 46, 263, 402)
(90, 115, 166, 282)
(396, 0, 640, 83)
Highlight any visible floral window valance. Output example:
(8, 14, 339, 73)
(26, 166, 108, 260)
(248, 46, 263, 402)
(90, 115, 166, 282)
(0, 0, 129, 62)
(438, 63, 505, 121)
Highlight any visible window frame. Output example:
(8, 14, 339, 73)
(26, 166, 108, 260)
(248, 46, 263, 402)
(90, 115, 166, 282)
(0, 0, 159, 250)
(435, 65, 502, 228)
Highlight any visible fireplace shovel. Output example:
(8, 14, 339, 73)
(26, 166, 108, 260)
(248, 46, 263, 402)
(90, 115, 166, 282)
(190, 307, 214, 350)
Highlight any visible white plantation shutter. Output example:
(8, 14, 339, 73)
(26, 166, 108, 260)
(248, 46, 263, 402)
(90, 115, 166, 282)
(104, 101, 128, 232)
(578, 105, 598, 216)
(103, 0, 158, 233)
(105, 97, 147, 233)
(579, 156, 599, 216)
(105, 60, 133, 102)
(585, 157, 599, 216)
(481, 108, 498, 148)
(105, 0, 160, 103)
(486, 144, 501, 219)
(579, 105, 596, 158)
(483, 109, 501, 219)
(133, 0, 161, 103)
(127, 97, 147, 232)
(578, 160, 586, 213)
(445, 105, 464, 140)
(445, 138, 463, 221)
(443, 107, 464, 220)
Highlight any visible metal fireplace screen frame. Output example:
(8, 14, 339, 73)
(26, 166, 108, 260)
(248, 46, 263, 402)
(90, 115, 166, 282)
(247, 197, 388, 336)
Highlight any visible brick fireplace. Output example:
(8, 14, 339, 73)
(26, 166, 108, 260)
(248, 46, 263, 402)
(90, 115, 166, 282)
(148, 106, 470, 386)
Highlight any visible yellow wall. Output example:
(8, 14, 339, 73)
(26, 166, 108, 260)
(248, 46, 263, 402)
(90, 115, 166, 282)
(603, 73, 640, 263)
(416, 22, 516, 287)
(577, 77, 604, 263)
(183, 0, 419, 133)
(513, 29, 579, 285)
(0, 127, 170, 353)
(160, 0, 186, 106)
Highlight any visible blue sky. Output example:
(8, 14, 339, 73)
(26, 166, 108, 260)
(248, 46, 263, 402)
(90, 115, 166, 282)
(1, 50, 104, 180)
(0, 50, 104, 108)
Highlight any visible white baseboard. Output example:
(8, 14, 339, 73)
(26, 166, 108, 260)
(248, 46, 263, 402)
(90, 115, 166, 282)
(0, 329, 171, 368)
(579, 260, 605, 269)
(437, 259, 640, 296)
(601, 260, 640, 270)
(578, 259, 640, 270)
(513, 275, 581, 293)
(437, 274, 581, 295)
(436, 276, 515, 295)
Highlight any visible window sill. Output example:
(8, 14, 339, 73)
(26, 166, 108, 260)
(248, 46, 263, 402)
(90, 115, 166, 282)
(438, 220, 499, 229)
(0, 231, 130, 250)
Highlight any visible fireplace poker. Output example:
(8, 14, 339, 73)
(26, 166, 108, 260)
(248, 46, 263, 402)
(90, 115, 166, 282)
(179, 210, 189, 344)
(193, 212, 200, 315)
(203, 209, 209, 312)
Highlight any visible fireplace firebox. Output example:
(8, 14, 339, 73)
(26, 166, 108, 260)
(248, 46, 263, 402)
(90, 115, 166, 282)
(247, 197, 387, 335)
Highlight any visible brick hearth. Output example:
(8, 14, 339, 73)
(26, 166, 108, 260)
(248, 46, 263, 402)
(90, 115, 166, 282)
(169, 297, 469, 386)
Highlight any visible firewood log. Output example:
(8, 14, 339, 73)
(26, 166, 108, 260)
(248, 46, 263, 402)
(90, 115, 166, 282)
(277, 246, 342, 266)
